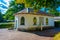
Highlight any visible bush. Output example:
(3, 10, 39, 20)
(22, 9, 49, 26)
(54, 32, 60, 40)
(55, 21, 60, 27)
(0, 23, 14, 29)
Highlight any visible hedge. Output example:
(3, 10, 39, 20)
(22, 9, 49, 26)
(55, 21, 60, 27)
(0, 23, 14, 28)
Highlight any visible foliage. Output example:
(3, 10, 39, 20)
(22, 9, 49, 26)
(16, 0, 56, 10)
(55, 21, 60, 27)
(54, 32, 60, 40)
(48, 9, 60, 16)
(0, 11, 3, 22)
(4, 0, 60, 20)
(0, 23, 14, 28)
(15, 0, 60, 16)
(4, 0, 25, 20)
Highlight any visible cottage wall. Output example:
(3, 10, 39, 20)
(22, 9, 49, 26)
(15, 14, 54, 29)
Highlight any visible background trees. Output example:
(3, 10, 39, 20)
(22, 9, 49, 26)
(4, 0, 25, 20)
(0, 11, 3, 22)
(16, 0, 60, 16)
(3, 0, 60, 21)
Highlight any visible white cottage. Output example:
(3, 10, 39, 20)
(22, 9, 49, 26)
(14, 8, 54, 30)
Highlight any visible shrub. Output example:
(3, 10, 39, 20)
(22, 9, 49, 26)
(54, 32, 60, 40)
(0, 24, 14, 29)
(55, 21, 60, 27)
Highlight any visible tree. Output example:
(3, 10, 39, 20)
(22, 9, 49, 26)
(9, 0, 25, 13)
(0, 11, 3, 22)
(15, 0, 60, 16)
(16, 0, 56, 11)
(4, 0, 25, 20)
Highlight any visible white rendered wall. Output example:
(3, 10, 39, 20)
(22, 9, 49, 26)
(48, 17, 54, 26)
(43, 17, 54, 27)
(15, 14, 54, 29)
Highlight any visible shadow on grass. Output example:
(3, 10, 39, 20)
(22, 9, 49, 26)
(28, 28, 60, 37)
(28, 31, 55, 37)
(20, 27, 60, 37)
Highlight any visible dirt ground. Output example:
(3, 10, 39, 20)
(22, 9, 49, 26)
(0, 28, 60, 40)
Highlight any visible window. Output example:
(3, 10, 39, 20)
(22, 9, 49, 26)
(46, 18, 48, 25)
(20, 17, 25, 25)
(39, 17, 44, 25)
(41, 17, 44, 25)
(33, 17, 37, 25)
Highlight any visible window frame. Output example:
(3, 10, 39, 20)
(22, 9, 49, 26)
(46, 18, 48, 25)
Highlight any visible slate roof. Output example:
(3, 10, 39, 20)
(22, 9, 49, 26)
(14, 8, 54, 17)
(17, 8, 33, 13)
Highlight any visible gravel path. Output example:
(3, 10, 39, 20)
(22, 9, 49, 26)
(1, 28, 60, 40)
(0, 29, 53, 40)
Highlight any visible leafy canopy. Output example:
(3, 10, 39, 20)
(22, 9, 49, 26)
(4, 0, 25, 20)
